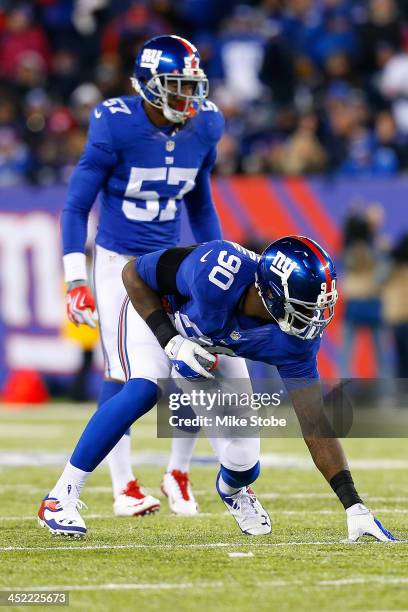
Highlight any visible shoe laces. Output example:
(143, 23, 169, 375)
(228, 489, 258, 516)
(59, 498, 87, 523)
(169, 470, 191, 501)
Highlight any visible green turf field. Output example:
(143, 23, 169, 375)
(0, 404, 407, 611)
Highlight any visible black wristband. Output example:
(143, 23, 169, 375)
(146, 310, 178, 348)
(329, 469, 363, 510)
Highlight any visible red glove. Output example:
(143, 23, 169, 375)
(66, 282, 97, 328)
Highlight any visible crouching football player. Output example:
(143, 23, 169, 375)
(63, 34, 225, 517)
(38, 237, 395, 541)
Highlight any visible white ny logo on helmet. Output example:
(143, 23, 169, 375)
(270, 251, 298, 281)
(140, 49, 163, 69)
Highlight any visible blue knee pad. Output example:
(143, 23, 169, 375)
(220, 461, 260, 488)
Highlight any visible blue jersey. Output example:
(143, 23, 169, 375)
(137, 240, 321, 379)
(62, 96, 224, 256)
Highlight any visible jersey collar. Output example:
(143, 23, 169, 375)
(139, 97, 189, 137)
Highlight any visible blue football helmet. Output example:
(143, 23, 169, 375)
(131, 35, 209, 123)
(256, 236, 338, 340)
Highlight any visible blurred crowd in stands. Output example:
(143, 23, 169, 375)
(3, 0, 408, 184)
(341, 206, 408, 381)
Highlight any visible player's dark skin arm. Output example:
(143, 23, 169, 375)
(241, 283, 349, 483)
(122, 260, 165, 321)
(288, 384, 349, 481)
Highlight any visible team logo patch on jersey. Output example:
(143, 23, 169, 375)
(166, 140, 175, 152)
(230, 330, 241, 340)
(140, 49, 163, 69)
(270, 251, 298, 281)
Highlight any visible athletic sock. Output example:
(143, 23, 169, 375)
(49, 462, 90, 500)
(99, 380, 136, 497)
(217, 474, 242, 496)
(70, 379, 158, 473)
(167, 434, 198, 473)
(107, 434, 135, 498)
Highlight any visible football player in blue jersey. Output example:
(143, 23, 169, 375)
(61, 35, 225, 517)
(39, 236, 396, 541)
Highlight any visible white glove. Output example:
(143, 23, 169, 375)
(346, 503, 396, 542)
(164, 334, 216, 381)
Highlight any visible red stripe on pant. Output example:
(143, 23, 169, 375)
(118, 297, 130, 381)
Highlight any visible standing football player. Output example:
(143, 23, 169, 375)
(39, 236, 395, 541)
(62, 35, 224, 517)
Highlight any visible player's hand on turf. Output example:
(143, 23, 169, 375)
(164, 334, 217, 381)
(346, 503, 397, 542)
(66, 281, 97, 328)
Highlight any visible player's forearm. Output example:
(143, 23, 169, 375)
(189, 205, 222, 242)
(301, 414, 365, 510)
(122, 260, 178, 349)
(290, 383, 348, 481)
(61, 205, 89, 255)
(303, 436, 348, 482)
(61, 208, 89, 282)
(306, 437, 365, 511)
(61, 166, 100, 280)
(184, 167, 222, 241)
(61, 145, 112, 279)
(290, 384, 364, 509)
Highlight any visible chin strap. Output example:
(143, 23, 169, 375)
(255, 273, 289, 331)
(278, 319, 291, 333)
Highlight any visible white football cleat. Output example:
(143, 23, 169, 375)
(216, 474, 271, 536)
(346, 503, 397, 542)
(161, 470, 198, 515)
(38, 496, 87, 537)
(113, 480, 160, 516)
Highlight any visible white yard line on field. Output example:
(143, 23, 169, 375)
(318, 576, 408, 586)
(2, 451, 408, 470)
(0, 513, 220, 521)
(5, 575, 408, 593)
(0, 425, 65, 439)
(1, 540, 406, 552)
(258, 576, 408, 588)
(7, 582, 225, 592)
(3, 484, 408, 504)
